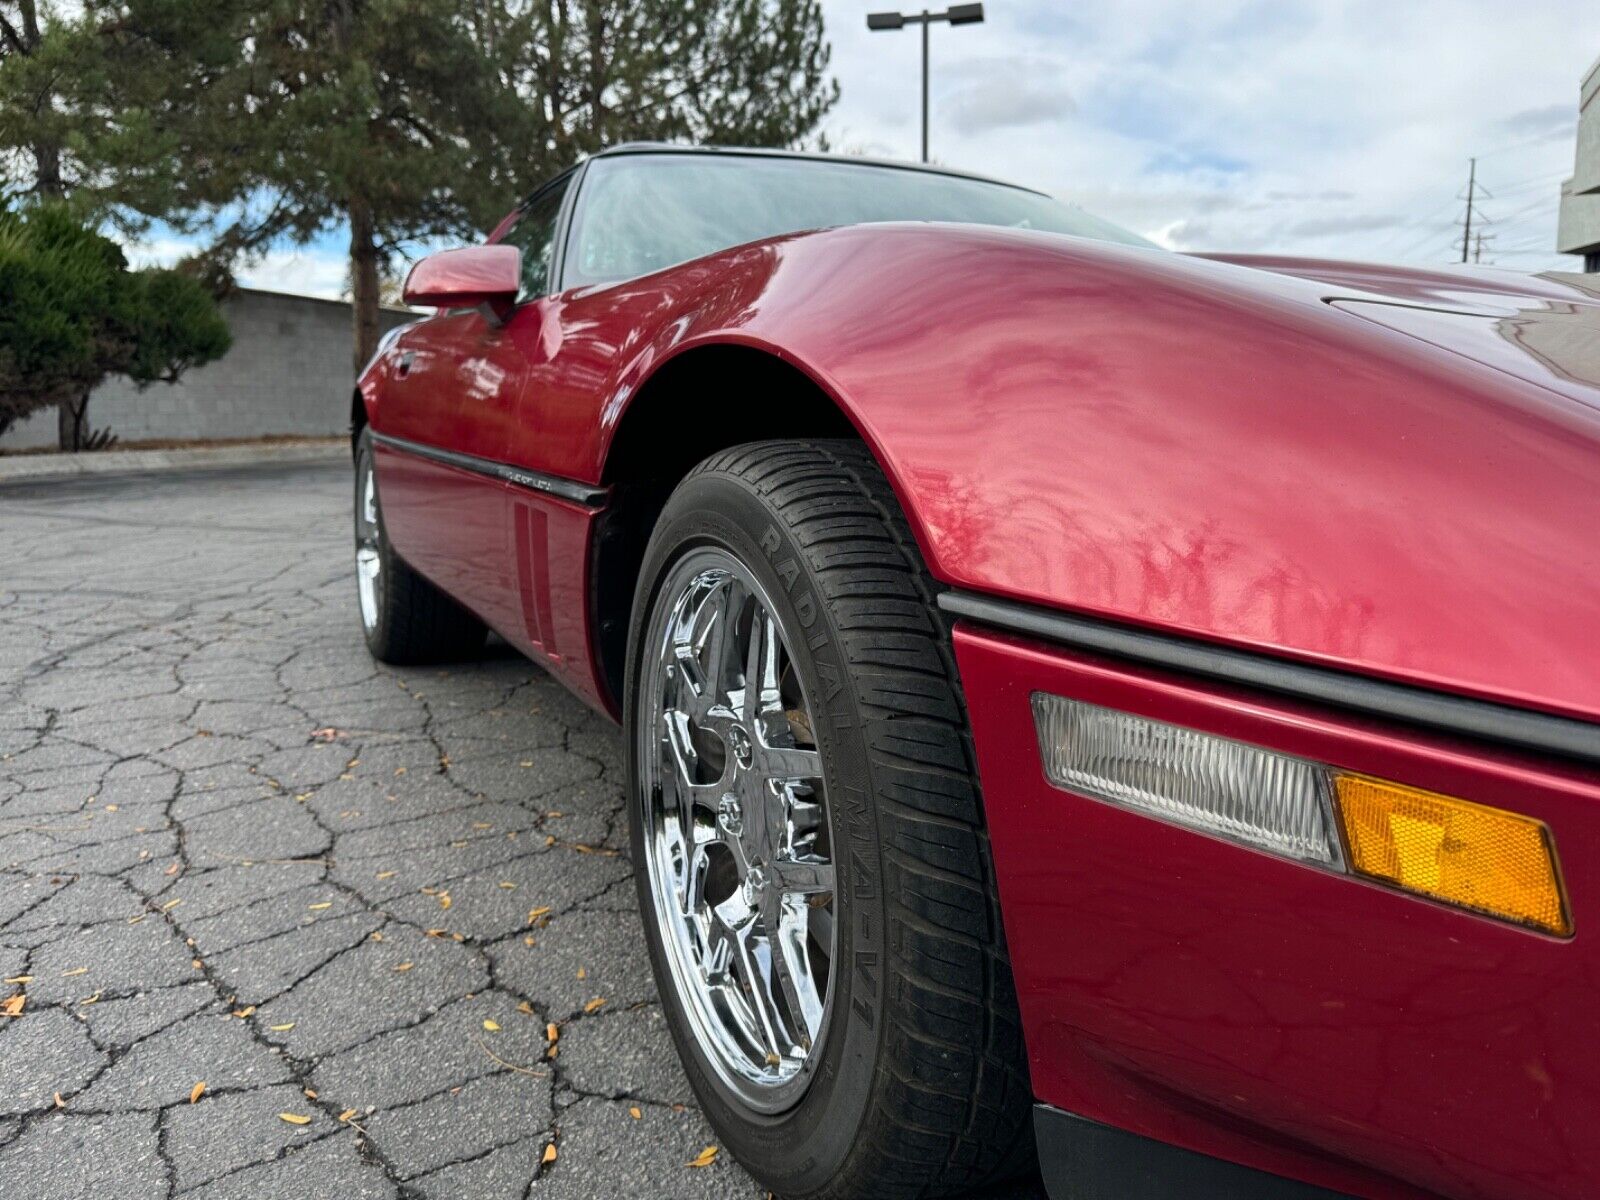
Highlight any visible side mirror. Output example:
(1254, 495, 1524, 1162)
(402, 245, 521, 324)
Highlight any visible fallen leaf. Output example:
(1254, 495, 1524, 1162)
(425, 929, 447, 938)
(162, 898, 183, 911)
(232, 1006, 255, 1018)
(304, 1088, 318, 1100)
(498, 881, 516, 890)
(338, 1108, 357, 1122)
(278, 1113, 312, 1125)
(519, 760, 533, 768)
(516, 1001, 535, 1016)
(523, 936, 536, 947)
(54, 1092, 64, 1108)
(308, 902, 332, 911)
(583, 997, 606, 1014)
(472, 822, 492, 831)
(164, 862, 180, 876)
(393, 961, 414, 972)
(270, 1023, 296, 1032)
(192, 958, 203, 969)
(311, 727, 344, 742)
(437, 894, 452, 911)
(189, 1082, 205, 1104)
(104, 804, 119, 812)
(61, 967, 88, 977)
(576, 967, 586, 980)
(544, 835, 556, 847)
(370, 932, 385, 942)
(483, 1018, 501, 1032)
(687, 1145, 720, 1168)
(375, 870, 397, 880)
(542, 1144, 557, 1165)
(629, 1106, 642, 1120)
(546, 1022, 560, 1043)
(79, 991, 102, 1006)
(527, 906, 551, 925)
(3, 976, 32, 984)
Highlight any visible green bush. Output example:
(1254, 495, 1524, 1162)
(0, 203, 230, 447)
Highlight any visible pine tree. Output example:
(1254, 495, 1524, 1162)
(23, 1, 837, 373)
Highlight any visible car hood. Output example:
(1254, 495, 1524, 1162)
(1196, 253, 1600, 414)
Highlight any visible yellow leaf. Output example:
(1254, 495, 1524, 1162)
(483, 1019, 501, 1032)
(544, 835, 556, 847)
(189, 1082, 205, 1104)
(472, 822, 492, 830)
(232, 1006, 255, 1018)
(338, 1109, 357, 1122)
(498, 881, 516, 890)
(527, 907, 551, 925)
(393, 961, 414, 972)
(105, 804, 119, 812)
(3, 976, 32, 984)
(516, 1001, 535, 1016)
(370, 932, 385, 942)
(376, 870, 397, 880)
(629, 1106, 642, 1120)
(279, 1113, 312, 1125)
(583, 997, 606, 1014)
(270, 1023, 296, 1032)
(542, 1143, 557, 1164)
(439, 894, 452, 911)
(687, 1145, 720, 1168)
(61, 967, 89, 977)
(162, 898, 183, 911)
(425, 929, 447, 938)
(576, 967, 586, 980)
(308, 902, 332, 911)
(546, 1022, 560, 1043)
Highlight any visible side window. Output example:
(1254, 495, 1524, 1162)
(500, 177, 570, 301)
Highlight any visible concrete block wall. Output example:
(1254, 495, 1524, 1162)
(1, 288, 415, 450)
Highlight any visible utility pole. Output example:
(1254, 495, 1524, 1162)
(867, 6, 986, 164)
(1460, 157, 1476, 264)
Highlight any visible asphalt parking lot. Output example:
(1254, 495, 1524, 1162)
(0, 462, 1047, 1200)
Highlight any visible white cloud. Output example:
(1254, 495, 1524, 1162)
(821, 0, 1600, 269)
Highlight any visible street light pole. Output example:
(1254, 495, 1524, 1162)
(867, 5, 985, 165)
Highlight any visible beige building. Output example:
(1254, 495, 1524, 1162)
(1557, 54, 1600, 271)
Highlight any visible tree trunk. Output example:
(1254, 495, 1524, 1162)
(57, 393, 88, 452)
(348, 196, 381, 375)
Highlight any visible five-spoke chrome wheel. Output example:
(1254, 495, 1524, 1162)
(355, 452, 383, 633)
(637, 547, 836, 1113)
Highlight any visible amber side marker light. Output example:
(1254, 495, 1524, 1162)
(1032, 695, 1571, 936)
(1334, 774, 1570, 936)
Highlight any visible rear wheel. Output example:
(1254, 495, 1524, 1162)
(353, 427, 487, 664)
(625, 440, 1033, 1199)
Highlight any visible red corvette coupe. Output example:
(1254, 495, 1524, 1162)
(351, 145, 1600, 1200)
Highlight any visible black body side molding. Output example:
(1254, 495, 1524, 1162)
(370, 431, 609, 508)
(939, 590, 1600, 768)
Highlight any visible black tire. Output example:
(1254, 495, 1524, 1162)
(625, 439, 1033, 1199)
(353, 426, 487, 665)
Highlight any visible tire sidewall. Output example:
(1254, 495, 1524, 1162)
(624, 469, 888, 1194)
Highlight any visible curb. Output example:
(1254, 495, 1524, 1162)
(0, 440, 348, 485)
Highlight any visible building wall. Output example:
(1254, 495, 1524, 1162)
(1558, 53, 1600, 265)
(1, 288, 415, 450)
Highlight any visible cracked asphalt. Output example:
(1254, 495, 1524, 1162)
(0, 462, 1048, 1200)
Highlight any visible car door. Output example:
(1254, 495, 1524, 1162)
(375, 175, 575, 640)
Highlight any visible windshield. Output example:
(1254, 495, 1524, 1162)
(564, 152, 1157, 288)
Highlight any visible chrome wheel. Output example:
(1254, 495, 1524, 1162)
(355, 452, 383, 632)
(637, 547, 836, 1113)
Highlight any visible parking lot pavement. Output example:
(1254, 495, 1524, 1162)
(0, 463, 1047, 1200)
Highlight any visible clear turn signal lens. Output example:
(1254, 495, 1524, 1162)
(1031, 693, 1342, 866)
(1031, 692, 1571, 934)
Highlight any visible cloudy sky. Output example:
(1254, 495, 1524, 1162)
(198, 0, 1600, 297)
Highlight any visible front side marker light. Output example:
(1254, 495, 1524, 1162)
(1031, 693, 1343, 866)
(1032, 693, 1570, 935)
(1335, 774, 1570, 936)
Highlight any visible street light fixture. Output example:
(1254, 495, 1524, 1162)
(866, 5, 986, 164)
